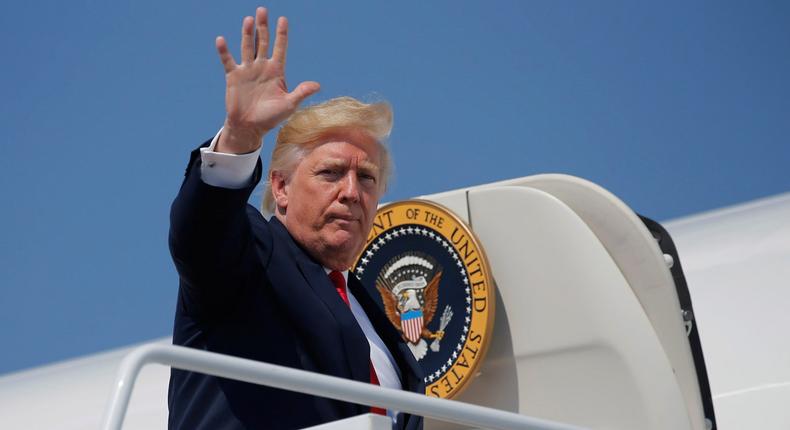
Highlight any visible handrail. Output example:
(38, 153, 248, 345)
(102, 343, 588, 430)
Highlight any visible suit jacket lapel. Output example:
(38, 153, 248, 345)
(269, 218, 370, 385)
(347, 275, 425, 393)
(268, 218, 423, 427)
(348, 275, 425, 430)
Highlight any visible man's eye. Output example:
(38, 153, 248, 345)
(359, 173, 377, 183)
(318, 169, 339, 177)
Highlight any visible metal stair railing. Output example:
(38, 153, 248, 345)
(102, 343, 588, 430)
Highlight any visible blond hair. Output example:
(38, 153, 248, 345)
(262, 96, 394, 215)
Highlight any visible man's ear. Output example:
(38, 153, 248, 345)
(270, 171, 289, 212)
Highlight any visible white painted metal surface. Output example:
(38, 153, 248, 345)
(0, 339, 171, 430)
(102, 343, 586, 430)
(665, 192, 790, 429)
(426, 185, 699, 429)
(426, 175, 707, 428)
(510, 175, 705, 426)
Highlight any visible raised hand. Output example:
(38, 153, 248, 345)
(215, 7, 320, 154)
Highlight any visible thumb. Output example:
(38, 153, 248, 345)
(288, 81, 321, 106)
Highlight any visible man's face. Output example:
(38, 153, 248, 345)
(272, 130, 383, 270)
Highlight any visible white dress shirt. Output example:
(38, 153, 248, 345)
(199, 130, 403, 419)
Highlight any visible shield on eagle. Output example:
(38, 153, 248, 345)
(375, 252, 446, 360)
(400, 310, 424, 344)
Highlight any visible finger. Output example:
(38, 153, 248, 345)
(240, 16, 254, 64)
(255, 7, 269, 59)
(271, 16, 288, 65)
(287, 81, 321, 106)
(215, 36, 237, 73)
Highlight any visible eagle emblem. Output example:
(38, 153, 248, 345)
(376, 253, 453, 360)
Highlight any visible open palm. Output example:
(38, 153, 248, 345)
(216, 8, 319, 153)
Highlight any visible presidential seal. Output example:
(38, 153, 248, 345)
(352, 200, 495, 399)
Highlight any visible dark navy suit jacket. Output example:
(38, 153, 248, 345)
(168, 145, 425, 429)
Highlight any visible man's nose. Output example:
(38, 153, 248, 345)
(338, 172, 361, 203)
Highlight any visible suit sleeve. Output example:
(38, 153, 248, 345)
(168, 140, 272, 315)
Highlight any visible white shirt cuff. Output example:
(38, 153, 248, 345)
(199, 128, 262, 189)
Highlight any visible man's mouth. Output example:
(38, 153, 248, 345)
(328, 215, 360, 227)
(328, 212, 358, 222)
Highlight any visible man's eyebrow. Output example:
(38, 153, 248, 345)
(314, 159, 347, 169)
(358, 160, 380, 173)
(314, 158, 380, 175)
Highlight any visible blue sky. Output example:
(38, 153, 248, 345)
(1, 1, 788, 375)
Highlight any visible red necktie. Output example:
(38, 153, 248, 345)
(328, 270, 387, 416)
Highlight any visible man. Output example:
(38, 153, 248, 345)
(168, 7, 424, 430)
